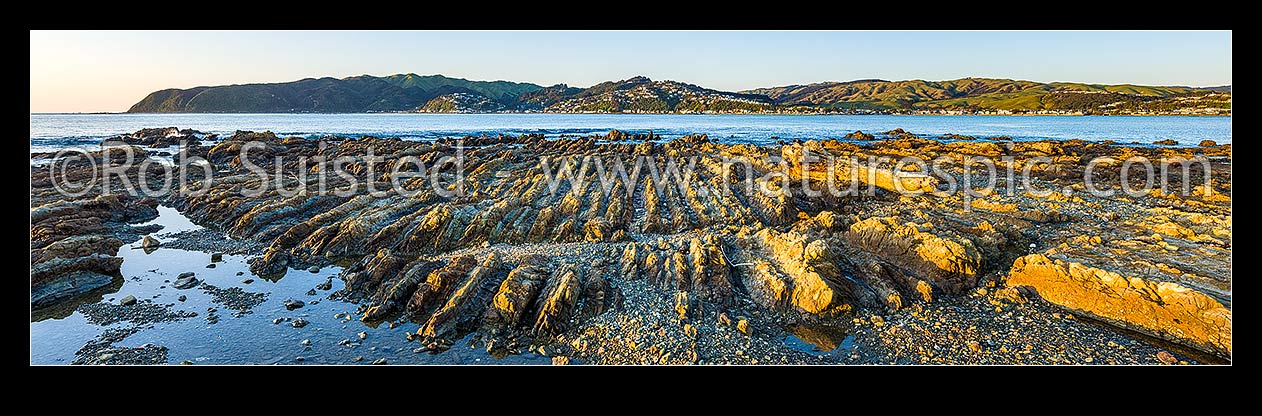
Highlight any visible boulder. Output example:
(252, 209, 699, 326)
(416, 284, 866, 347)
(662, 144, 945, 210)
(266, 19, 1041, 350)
(1007, 254, 1230, 358)
(847, 216, 980, 294)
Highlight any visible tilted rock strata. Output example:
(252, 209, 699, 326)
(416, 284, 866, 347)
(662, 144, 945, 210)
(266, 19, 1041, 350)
(31, 128, 1232, 359)
(1007, 254, 1231, 357)
(31, 150, 161, 307)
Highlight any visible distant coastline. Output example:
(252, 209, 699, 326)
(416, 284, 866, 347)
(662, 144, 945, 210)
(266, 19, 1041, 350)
(34, 112, 1233, 117)
(124, 74, 1231, 116)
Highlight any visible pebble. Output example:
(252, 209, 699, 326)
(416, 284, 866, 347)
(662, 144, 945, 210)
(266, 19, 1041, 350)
(1157, 351, 1178, 365)
(177, 295, 187, 302)
(284, 299, 305, 310)
(358, 331, 368, 340)
(300, 339, 312, 346)
(206, 264, 216, 268)
(236, 271, 244, 276)
(119, 295, 137, 306)
(290, 318, 309, 328)
(242, 279, 254, 284)
(295, 356, 305, 362)
(372, 358, 387, 365)
(272, 318, 284, 324)
(177, 272, 195, 279)
(308, 266, 321, 273)
(180, 360, 194, 365)
(211, 253, 223, 262)
(354, 355, 364, 362)
(551, 356, 572, 365)
(306, 289, 317, 296)
(718, 312, 731, 326)
(316, 279, 333, 291)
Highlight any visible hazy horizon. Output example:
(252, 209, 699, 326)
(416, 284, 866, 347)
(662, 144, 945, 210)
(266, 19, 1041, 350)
(31, 30, 1232, 113)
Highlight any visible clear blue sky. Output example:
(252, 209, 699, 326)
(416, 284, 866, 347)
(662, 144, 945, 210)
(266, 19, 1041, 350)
(30, 30, 1232, 112)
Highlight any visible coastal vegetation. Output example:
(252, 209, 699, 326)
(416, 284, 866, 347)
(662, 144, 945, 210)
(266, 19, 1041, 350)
(128, 74, 1230, 115)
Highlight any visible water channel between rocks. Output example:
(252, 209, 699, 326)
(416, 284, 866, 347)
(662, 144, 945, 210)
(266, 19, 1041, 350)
(30, 206, 550, 365)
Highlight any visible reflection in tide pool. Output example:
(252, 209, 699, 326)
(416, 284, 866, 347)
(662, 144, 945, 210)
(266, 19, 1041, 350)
(782, 323, 855, 357)
(30, 207, 549, 365)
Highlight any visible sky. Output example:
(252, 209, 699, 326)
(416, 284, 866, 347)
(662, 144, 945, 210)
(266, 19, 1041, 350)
(30, 30, 1232, 113)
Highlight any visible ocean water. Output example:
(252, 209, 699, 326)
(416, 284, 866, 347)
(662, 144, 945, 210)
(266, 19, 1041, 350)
(29, 113, 1231, 153)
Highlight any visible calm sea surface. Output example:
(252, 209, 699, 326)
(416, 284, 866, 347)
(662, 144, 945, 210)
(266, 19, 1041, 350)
(30, 113, 1231, 153)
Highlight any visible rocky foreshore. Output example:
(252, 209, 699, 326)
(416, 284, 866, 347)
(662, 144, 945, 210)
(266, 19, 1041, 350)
(30, 127, 1232, 363)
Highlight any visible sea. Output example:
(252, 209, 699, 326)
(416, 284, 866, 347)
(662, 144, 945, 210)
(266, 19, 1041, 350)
(29, 113, 1232, 154)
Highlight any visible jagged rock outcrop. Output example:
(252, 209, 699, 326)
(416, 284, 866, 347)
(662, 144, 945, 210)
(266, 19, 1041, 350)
(846, 216, 981, 295)
(32, 127, 1233, 364)
(31, 153, 161, 307)
(1007, 254, 1231, 358)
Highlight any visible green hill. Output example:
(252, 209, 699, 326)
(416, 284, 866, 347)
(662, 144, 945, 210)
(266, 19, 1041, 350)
(128, 74, 543, 113)
(540, 76, 776, 113)
(745, 78, 1229, 113)
(128, 74, 1230, 114)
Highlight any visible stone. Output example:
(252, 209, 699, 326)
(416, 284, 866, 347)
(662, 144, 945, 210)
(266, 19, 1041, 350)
(119, 295, 137, 306)
(142, 235, 160, 248)
(736, 318, 750, 335)
(847, 216, 980, 294)
(551, 356, 572, 365)
(206, 263, 216, 268)
(284, 299, 305, 310)
(172, 275, 200, 289)
(1198, 140, 1217, 147)
(177, 295, 187, 302)
(1157, 351, 1178, 365)
(358, 331, 367, 340)
(242, 279, 254, 284)
(211, 253, 223, 262)
(844, 130, 875, 141)
(372, 358, 388, 365)
(1153, 139, 1178, 145)
(1007, 254, 1231, 358)
(290, 318, 309, 328)
(308, 266, 321, 273)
